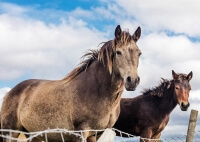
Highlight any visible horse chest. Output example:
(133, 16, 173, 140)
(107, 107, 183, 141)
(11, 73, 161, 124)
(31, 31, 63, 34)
(153, 116, 169, 134)
(157, 122, 166, 131)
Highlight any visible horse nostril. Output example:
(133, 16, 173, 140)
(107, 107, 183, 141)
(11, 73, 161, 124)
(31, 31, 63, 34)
(135, 77, 140, 85)
(127, 76, 132, 83)
(187, 102, 190, 107)
(181, 102, 184, 107)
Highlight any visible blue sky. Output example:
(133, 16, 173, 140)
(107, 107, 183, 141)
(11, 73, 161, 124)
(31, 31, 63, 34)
(0, 0, 116, 30)
(0, 0, 200, 140)
(1, 0, 99, 10)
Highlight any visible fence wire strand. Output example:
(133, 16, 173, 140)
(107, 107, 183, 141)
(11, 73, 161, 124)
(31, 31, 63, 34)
(0, 128, 200, 142)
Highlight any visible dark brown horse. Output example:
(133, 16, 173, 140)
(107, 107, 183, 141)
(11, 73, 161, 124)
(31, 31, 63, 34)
(1, 25, 142, 142)
(114, 70, 193, 142)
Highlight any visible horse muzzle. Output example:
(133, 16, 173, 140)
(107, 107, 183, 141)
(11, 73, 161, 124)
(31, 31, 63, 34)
(125, 76, 140, 91)
(180, 102, 190, 111)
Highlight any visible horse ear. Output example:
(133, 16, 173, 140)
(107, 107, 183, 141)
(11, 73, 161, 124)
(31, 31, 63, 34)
(115, 25, 122, 39)
(172, 70, 178, 80)
(186, 71, 193, 81)
(132, 26, 141, 42)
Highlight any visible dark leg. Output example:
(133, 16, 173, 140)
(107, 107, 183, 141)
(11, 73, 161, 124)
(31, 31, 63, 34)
(2, 131, 20, 142)
(1, 119, 20, 142)
(151, 133, 161, 142)
(23, 133, 42, 142)
(140, 129, 152, 142)
(87, 136, 96, 142)
(74, 123, 91, 142)
(1, 115, 23, 142)
(87, 132, 102, 142)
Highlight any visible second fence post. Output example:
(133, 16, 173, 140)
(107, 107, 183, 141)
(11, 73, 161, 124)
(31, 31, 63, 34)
(186, 109, 198, 142)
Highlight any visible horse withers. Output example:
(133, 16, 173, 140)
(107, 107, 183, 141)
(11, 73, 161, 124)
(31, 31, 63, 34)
(1, 25, 142, 142)
(114, 70, 193, 142)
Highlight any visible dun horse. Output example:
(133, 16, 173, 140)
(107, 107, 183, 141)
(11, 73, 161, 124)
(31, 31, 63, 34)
(1, 25, 142, 142)
(114, 70, 193, 142)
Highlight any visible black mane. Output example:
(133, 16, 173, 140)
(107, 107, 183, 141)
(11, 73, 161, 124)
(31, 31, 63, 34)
(142, 79, 172, 97)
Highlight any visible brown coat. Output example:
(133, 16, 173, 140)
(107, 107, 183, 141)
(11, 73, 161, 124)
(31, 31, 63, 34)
(114, 71, 193, 142)
(1, 25, 142, 142)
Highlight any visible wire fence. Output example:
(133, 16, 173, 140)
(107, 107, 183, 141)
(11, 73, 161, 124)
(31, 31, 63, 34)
(160, 130, 200, 142)
(115, 130, 200, 142)
(0, 128, 200, 142)
(0, 128, 159, 142)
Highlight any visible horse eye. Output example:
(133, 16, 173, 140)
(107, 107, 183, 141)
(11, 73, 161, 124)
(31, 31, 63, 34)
(116, 51, 122, 55)
(175, 87, 179, 90)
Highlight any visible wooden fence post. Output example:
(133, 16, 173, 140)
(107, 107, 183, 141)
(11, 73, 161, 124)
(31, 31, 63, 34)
(186, 109, 198, 142)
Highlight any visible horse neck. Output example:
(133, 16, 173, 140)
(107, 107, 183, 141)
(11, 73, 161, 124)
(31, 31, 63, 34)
(83, 60, 124, 97)
(158, 86, 177, 114)
(100, 62, 124, 95)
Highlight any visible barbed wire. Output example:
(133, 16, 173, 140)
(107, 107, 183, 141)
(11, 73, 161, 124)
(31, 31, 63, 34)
(0, 128, 200, 142)
(160, 129, 200, 142)
(0, 128, 159, 142)
(0, 128, 85, 142)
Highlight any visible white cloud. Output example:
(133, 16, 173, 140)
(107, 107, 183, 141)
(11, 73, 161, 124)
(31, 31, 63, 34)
(0, 4, 107, 80)
(163, 124, 188, 138)
(0, 87, 10, 109)
(0, 2, 28, 16)
(190, 90, 200, 103)
(136, 33, 200, 90)
(116, 0, 200, 37)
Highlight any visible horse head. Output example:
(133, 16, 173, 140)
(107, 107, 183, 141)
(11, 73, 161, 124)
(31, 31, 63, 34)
(113, 25, 141, 91)
(172, 70, 193, 111)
